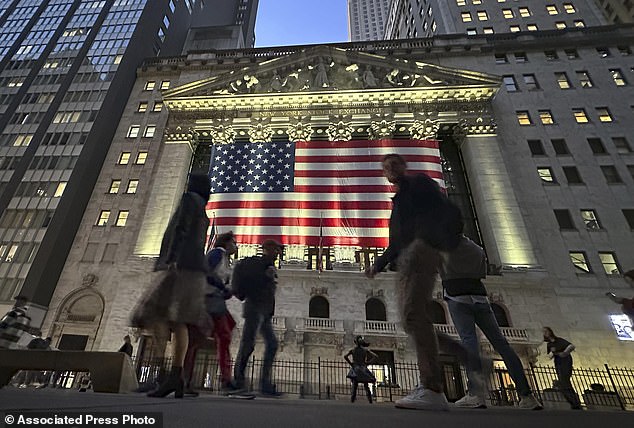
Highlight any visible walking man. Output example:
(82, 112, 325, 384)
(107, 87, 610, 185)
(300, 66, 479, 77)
(442, 234, 542, 409)
(366, 153, 463, 411)
(231, 239, 283, 396)
(543, 327, 581, 409)
(118, 335, 133, 357)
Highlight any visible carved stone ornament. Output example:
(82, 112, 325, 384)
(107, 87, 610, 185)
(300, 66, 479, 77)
(310, 287, 328, 297)
(368, 117, 396, 140)
(210, 122, 236, 145)
(248, 118, 274, 143)
(81, 273, 98, 287)
(164, 126, 195, 143)
(409, 119, 440, 140)
(286, 118, 313, 142)
(327, 119, 354, 142)
(366, 289, 384, 299)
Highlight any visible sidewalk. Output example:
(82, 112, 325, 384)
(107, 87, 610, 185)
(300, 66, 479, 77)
(1, 388, 632, 428)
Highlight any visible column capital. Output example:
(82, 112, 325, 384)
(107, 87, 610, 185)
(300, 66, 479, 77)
(209, 119, 236, 145)
(327, 115, 354, 141)
(368, 114, 396, 140)
(287, 116, 313, 142)
(248, 117, 273, 143)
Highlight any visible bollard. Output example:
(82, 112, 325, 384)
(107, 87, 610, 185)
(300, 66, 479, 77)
(326, 385, 330, 399)
(300, 384, 305, 399)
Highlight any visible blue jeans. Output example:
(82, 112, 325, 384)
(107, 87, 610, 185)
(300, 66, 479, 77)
(447, 299, 532, 397)
(233, 311, 278, 390)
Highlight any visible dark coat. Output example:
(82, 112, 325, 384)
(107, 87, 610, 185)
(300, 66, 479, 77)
(231, 256, 277, 318)
(155, 192, 209, 272)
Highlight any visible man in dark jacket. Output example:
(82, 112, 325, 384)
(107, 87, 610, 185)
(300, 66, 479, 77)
(366, 153, 460, 411)
(231, 239, 282, 396)
(118, 335, 133, 357)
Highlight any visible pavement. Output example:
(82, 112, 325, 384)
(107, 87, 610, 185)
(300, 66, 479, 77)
(1, 388, 632, 428)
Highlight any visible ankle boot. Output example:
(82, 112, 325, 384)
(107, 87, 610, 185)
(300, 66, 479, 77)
(148, 366, 183, 398)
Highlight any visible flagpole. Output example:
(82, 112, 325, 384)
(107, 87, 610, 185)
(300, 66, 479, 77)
(317, 212, 323, 275)
(206, 212, 217, 253)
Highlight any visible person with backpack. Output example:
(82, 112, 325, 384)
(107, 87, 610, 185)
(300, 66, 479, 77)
(366, 153, 463, 411)
(344, 336, 378, 404)
(230, 239, 283, 396)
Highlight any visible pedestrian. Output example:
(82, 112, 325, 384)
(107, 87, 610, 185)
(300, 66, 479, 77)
(344, 336, 378, 404)
(118, 335, 133, 357)
(606, 269, 634, 321)
(366, 153, 463, 411)
(441, 234, 542, 410)
(182, 231, 238, 396)
(231, 239, 283, 396)
(130, 172, 211, 399)
(543, 327, 581, 409)
(0, 295, 32, 350)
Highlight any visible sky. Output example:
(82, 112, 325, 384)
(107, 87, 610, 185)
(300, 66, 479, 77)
(255, 0, 349, 47)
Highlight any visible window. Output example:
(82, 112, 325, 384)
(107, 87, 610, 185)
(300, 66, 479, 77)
(563, 166, 583, 184)
(135, 152, 148, 165)
(555, 72, 572, 89)
(587, 138, 607, 154)
(54, 182, 66, 197)
(118, 152, 131, 165)
(563, 3, 576, 13)
(461, 12, 472, 22)
(514, 52, 527, 63)
(539, 110, 555, 125)
(610, 69, 627, 86)
(519, 7, 531, 17)
(546, 5, 559, 15)
(527, 24, 538, 31)
(577, 71, 593, 87)
(528, 139, 545, 155)
(502, 9, 514, 18)
(108, 180, 121, 194)
(596, 107, 613, 123)
(581, 210, 601, 230)
(115, 210, 129, 227)
(152, 102, 163, 112)
(144, 81, 156, 91)
(96, 210, 110, 226)
(570, 252, 591, 273)
(137, 102, 148, 113)
(538, 167, 555, 183)
(503, 75, 518, 92)
(160, 80, 171, 90)
(483, 27, 494, 34)
(565, 49, 579, 59)
(599, 252, 621, 275)
(613, 137, 631, 154)
(143, 125, 156, 138)
(510, 25, 521, 33)
(127, 126, 140, 138)
(623, 210, 634, 229)
(495, 54, 508, 64)
(554, 209, 575, 229)
(309, 296, 330, 318)
(618, 46, 632, 56)
(126, 180, 139, 194)
(597, 47, 611, 58)
(477, 11, 488, 21)
(365, 298, 387, 321)
(102, 243, 118, 263)
(516, 111, 532, 125)
(551, 139, 569, 155)
(467, 28, 477, 35)
(573, 20, 585, 28)
(555, 21, 566, 29)
(523, 74, 539, 90)
(601, 165, 622, 184)
(456, 0, 466, 5)
(573, 108, 589, 123)
(545, 50, 558, 60)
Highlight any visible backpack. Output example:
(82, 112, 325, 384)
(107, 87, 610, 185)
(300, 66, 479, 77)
(231, 256, 267, 301)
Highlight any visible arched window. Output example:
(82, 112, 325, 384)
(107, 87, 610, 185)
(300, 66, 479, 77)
(429, 301, 447, 324)
(309, 295, 329, 318)
(365, 298, 387, 321)
(491, 303, 510, 327)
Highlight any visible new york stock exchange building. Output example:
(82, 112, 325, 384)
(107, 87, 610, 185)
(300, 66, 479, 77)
(40, 27, 634, 400)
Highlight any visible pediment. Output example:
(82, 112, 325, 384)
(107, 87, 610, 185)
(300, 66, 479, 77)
(164, 45, 500, 99)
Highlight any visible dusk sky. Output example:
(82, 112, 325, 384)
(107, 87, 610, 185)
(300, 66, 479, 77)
(255, 0, 349, 47)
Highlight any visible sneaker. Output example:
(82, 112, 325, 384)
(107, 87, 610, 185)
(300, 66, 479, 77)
(395, 386, 450, 411)
(260, 384, 283, 398)
(518, 394, 543, 410)
(455, 393, 487, 409)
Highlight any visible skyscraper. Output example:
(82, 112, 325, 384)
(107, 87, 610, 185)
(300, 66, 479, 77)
(0, 0, 254, 324)
(593, 0, 634, 23)
(348, 0, 390, 41)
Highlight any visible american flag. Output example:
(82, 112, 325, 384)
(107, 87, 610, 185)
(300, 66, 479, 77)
(206, 139, 443, 248)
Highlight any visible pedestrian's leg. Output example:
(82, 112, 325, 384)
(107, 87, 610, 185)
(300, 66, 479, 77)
(558, 360, 580, 408)
(213, 315, 233, 386)
(364, 382, 373, 403)
(259, 316, 279, 392)
(182, 324, 200, 391)
(446, 300, 483, 396)
(233, 314, 260, 389)
(351, 380, 358, 402)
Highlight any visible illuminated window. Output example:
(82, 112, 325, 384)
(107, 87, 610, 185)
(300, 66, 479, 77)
(555, 21, 566, 29)
(546, 5, 558, 15)
(152, 102, 163, 112)
(563, 166, 583, 184)
(503, 75, 518, 92)
(144, 81, 156, 91)
(510, 25, 521, 32)
(118, 152, 131, 165)
(527, 24, 538, 31)
(114, 55, 123, 65)
(519, 7, 531, 17)
(127, 125, 140, 138)
(581, 210, 601, 229)
(577, 71, 593, 87)
(517, 111, 532, 125)
(472, 0, 481, 4)
(483, 27, 494, 34)
(569, 252, 591, 273)
(596, 107, 613, 123)
(610, 69, 627, 86)
(574, 20, 585, 28)
(96, 210, 110, 226)
(613, 137, 631, 154)
(160, 80, 171, 90)
(109, 180, 121, 194)
(137, 102, 148, 113)
(126, 180, 139, 194)
(143, 125, 156, 138)
(599, 252, 621, 275)
(563, 3, 576, 13)
(461, 12, 472, 22)
(477, 11, 488, 21)
(467, 28, 477, 35)
(54, 182, 66, 197)
(115, 211, 129, 227)
(556, 72, 572, 89)
(135, 152, 148, 165)
(539, 110, 555, 125)
(456, 0, 466, 5)
(601, 165, 621, 183)
(502, 9, 514, 18)
(13, 134, 33, 147)
(537, 167, 555, 183)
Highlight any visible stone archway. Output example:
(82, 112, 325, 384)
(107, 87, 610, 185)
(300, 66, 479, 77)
(49, 288, 105, 351)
